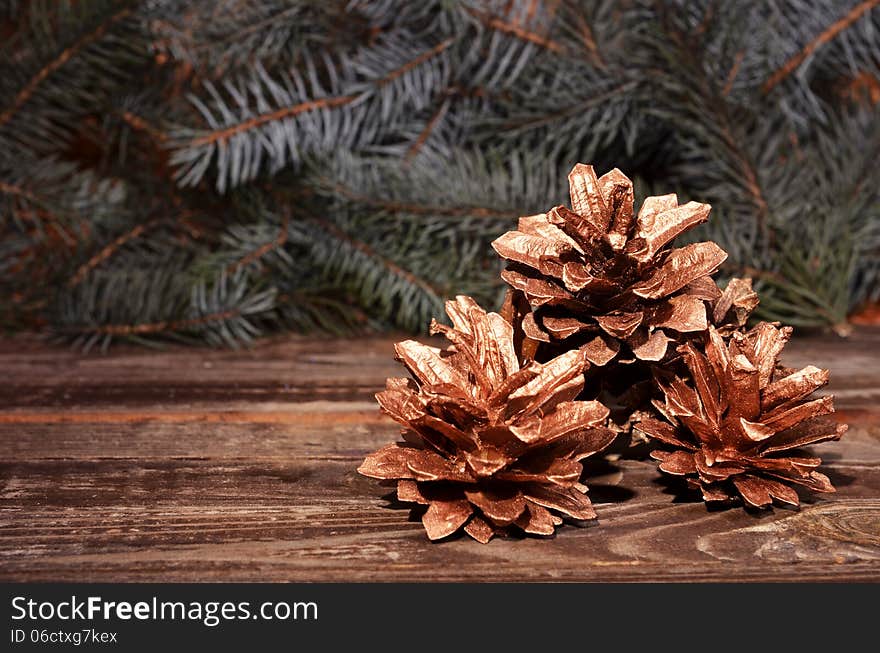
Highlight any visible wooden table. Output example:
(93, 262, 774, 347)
(1, 329, 878, 582)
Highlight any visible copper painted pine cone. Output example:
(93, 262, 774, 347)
(492, 163, 732, 366)
(358, 295, 616, 542)
(635, 322, 847, 508)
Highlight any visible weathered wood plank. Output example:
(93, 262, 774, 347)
(1, 328, 879, 582)
(3, 329, 878, 405)
(2, 457, 878, 582)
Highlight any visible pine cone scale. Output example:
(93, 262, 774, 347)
(595, 311, 643, 338)
(761, 365, 828, 410)
(763, 419, 847, 453)
(464, 488, 526, 525)
(635, 201, 711, 260)
(567, 163, 611, 235)
(762, 395, 834, 432)
(653, 450, 698, 475)
(733, 475, 799, 508)
(652, 295, 708, 332)
(524, 483, 597, 521)
(516, 503, 558, 536)
(630, 241, 727, 300)
(422, 499, 473, 541)
(397, 479, 429, 504)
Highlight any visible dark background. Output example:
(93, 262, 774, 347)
(1, 0, 878, 349)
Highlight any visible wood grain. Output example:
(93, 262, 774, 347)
(1, 329, 879, 582)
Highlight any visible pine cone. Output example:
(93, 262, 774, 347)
(358, 295, 615, 542)
(635, 322, 847, 508)
(491, 163, 728, 365)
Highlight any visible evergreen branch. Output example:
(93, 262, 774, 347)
(227, 209, 289, 273)
(570, 6, 605, 68)
(67, 218, 161, 289)
(0, 5, 134, 129)
(327, 182, 512, 218)
(189, 94, 357, 147)
(648, 7, 771, 231)
(466, 7, 562, 52)
(307, 214, 444, 302)
(73, 308, 242, 336)
(4, 1, 877, 342)
(0, 180, 41, 206)
(377, 38, 455, 86)
(405, 96, 450, 159)
(118, 110, 166, 143)
(187, 38, 455, 149)
(763, 0, 880, 93)
(190, 4, 309, 56)
(722, 49, 744, 96)
(501, 80, 637, 131)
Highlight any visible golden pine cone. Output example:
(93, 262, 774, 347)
(635, 322, 847, 508)
(359, 295, 615, 542)
(492, 163, 734, 365)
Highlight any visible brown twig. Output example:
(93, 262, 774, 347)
(574, 11, 605, 68)
(189, 95, 356, 146)
(377, 39, 455, 86)
(405, 97, 450, 160)
(466, 7, 562, 52)
(119, 110, 166, 143)
(0, 7, 133, 128)
(68, 219, 160, 288)
(763, 0, 880, 93)
(722, 50, 744, 96)
(718, 121, 770, 229)
(525, 0, 541, 25)
(0, 181, 41, 206)
(1, 182, 80, 246)
(227, 210, 290, 273)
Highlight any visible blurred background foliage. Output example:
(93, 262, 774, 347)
(1, 0, 878, 350)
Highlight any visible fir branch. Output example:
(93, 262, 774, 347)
(187, 38, 454, 148)
(722, 49, 744, 96)
(327, 182, 512, 218)
(763, 0, 880, 93)
(68, 218, 161, 289)
(227, 209, 290, 273)
(0, 180, 41, 206)
(189, 94, 357, 147)
(307, 214, 444, 302)
(377, 38, 455, 86)
(3, 1, 878, 343)
(78, 309, 242, 336)
(0, 5, 134, 129)
(500, 80, 637, 132)
(465, 7, 562, 52)
(190, 4, 309, 57)
(118, 110, 166, 143)
(405, 96, 451, 159)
